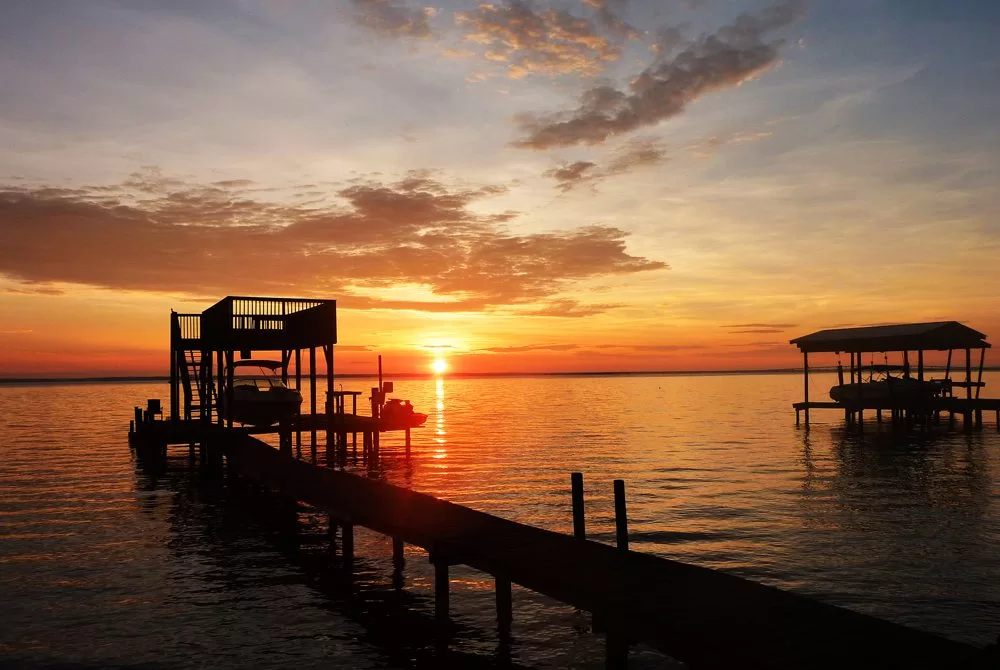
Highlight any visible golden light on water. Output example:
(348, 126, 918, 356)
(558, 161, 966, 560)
(431, 357, 448, 375)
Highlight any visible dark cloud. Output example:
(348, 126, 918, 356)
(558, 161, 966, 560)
(518, 299, 622, 317)
(455, 0, 636, 78)
(0, 171, 665, 316)
(479, 343, 579, 353)
(728, 328, 787, 334)
(594, 343, 703, 351)
(350, 0, 435, 39)
(544, 160, 599, 192)
(544, 140, 667, 191)
(513, 0, 804, 149)
(723, 322, 797, 329)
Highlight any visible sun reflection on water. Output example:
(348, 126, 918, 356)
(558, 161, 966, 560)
(432, 377, 446, 460)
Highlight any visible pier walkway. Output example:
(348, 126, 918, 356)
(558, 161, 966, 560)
(129, 419, 995, 669)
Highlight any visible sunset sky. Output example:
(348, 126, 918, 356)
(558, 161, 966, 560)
(1, 0, 998, 376)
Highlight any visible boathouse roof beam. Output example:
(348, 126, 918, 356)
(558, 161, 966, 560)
(789, 321, 989, 354)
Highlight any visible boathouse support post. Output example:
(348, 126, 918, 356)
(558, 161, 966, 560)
(295, 348, 302, 453)
(216, 351, 224, 426)
(571, 472, 586, 540)
(613, 479, 629, 552)
(309, 346, 317, 450)
(918, 350, 924, 382)
(225, 350, 235, 429)
(803, 352, 810, 428)
(965, 348, 972, 401)
(169, 312, 179, 421)
(975, 348, 985, 400)
(496, 575, 513, 644)
(405, 428, 411, 458)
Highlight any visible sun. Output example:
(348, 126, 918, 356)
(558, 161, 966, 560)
(431, 357, 448, 375)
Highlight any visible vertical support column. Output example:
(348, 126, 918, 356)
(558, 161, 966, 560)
(975, 348, 985, 400)
(295, 348, 302, 454)
(341, 522, 354, 566)
(216, 351, 224, 426)
(613, 479, 628, 552)
(169, 312, 179, 421)
(392, 537, 405, 570)
(496, 575, 512, 645)
(917, 350, 924, 382)
(571, 472, 586, 540)
(309, 346, 317, 450)
(405, 428, 411, 458)
(803, 352, 810, 428)
(225, 350, 234, 429)
(965, 349, 972, 401)
(434, 556, 449, 624)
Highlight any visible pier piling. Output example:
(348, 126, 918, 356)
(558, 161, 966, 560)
(571, 472, 586, 540)
(613, 479, 629, 552)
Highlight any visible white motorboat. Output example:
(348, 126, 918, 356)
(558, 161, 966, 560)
(829, 367, 947, 404)
(227, 360, 302, 427)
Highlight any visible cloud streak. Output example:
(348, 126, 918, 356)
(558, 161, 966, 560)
(0, 171, 666, 315)
(350, 0, 436, 39)
(544, 139, 667, 191)
(513, 0, 804, 148)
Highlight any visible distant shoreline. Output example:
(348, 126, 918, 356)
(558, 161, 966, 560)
(2, 366, 997, 385)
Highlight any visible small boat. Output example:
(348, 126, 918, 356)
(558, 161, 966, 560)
(227, 360, 302, 427)
(829, 368, 947, 404)
(379, 398, 428, 431)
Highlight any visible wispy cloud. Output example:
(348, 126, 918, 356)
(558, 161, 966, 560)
(513, 0, 804, 148)
(0, 170, 665, 315)
(478, 343, 579, 353)
(544, 139, 667, 191)
(350, 0, 436, 39)
(723, 323, 797, 329)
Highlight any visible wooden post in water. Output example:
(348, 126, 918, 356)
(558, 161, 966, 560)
(571, 472, 586, 540)
(295, 348, 302, 453)
(433, 554, 449, 624)
(341, 522, 354, 565)
(392, 536, 405, 570)
(613, 479, 629, 552)
(405, 428, 411, 458)
(309, 346, 317, 450)
(802, 352, 810, 428)
(496, 575, 512, 645)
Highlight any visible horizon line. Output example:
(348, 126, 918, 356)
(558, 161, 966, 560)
(3, 365, 998, 385)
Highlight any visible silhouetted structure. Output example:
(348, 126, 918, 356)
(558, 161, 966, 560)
(125, 424, 995, 669)
(790, 321, 999, 429)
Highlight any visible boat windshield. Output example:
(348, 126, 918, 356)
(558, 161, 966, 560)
(233, 376, 288, 390)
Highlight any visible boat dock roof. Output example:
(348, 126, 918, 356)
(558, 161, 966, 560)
(790, 321, 989, 353)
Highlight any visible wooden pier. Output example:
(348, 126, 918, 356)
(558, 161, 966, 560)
(128, 417, 997, 669)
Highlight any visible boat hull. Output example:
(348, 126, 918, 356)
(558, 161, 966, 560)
(829, 378, 942, 404)
(230, 387, 302, 427)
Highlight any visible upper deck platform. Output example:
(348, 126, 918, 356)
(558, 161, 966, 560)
(175, 296, 337, 351)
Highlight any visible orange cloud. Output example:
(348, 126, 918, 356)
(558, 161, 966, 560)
(0, 170, 665, 316)
(455, 0, 636, 78)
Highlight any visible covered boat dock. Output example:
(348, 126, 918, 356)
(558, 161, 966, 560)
(790, 321, 999, 430)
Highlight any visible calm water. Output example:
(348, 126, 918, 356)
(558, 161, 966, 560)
(1, 372, 998, 668)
